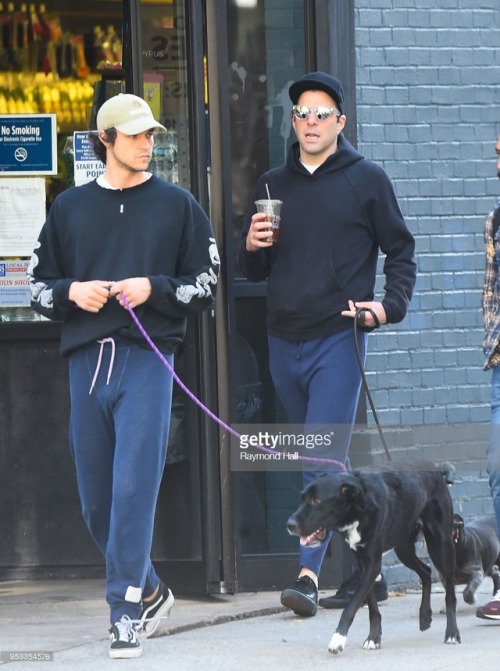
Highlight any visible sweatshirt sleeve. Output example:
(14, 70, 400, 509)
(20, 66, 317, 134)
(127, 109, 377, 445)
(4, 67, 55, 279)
(147, 194, 219, 317)
(365, 164, 416, 324)
(482, 207, 498, 326)
(27, 202, 79, 323)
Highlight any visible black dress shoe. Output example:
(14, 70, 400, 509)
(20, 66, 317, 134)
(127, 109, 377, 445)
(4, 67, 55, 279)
(318, 571, 388, 609)
(281, 575, 318, 616)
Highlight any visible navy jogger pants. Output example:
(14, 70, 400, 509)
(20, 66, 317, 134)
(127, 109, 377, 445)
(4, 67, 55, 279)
(69, 336, 173, 624)
(268, 327, 367, 576)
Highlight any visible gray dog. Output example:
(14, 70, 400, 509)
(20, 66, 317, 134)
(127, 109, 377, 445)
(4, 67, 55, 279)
(452, 514, 500, 604)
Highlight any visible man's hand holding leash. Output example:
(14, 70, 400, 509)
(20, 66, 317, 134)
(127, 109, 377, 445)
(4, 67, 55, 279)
(69, 277, 152, 312)
(109, 277, 152, 309)
(69, 280, 113, 313)
(342, 299, 386, 330)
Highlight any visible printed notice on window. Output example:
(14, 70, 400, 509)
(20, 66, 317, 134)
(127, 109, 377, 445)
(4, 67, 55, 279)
(0, 259, 31, 307)
(0, 177, 45, 256)
(73, 132, 105, 186)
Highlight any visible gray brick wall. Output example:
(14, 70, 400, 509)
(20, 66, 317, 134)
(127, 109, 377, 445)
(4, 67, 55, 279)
(353, 0, 500, 581)
(354, 0, 500, 430)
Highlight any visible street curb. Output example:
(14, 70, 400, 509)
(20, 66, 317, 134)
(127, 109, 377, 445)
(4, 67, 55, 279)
(156, 605, 288, 637)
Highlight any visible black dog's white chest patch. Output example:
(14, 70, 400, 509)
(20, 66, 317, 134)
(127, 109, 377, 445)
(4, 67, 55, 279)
(339, 521, 363, 550)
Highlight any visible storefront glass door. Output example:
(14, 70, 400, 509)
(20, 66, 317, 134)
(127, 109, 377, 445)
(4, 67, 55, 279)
(140, 0, 190, 188)
(224, 0, 343, 590)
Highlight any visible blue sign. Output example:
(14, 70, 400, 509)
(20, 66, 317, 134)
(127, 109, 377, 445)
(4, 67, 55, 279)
(73, 131, 105, 186)
(0, 115, 57, 175)
(74, 131, 99, 161)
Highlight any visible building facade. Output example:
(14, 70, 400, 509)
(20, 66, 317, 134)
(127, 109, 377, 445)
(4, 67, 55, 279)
(354, 0, 500, 583)
(0, 0, 499, 592)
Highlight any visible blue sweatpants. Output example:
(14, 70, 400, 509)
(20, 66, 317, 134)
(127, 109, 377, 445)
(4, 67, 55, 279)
(268, 328, 367, 576)
(68, 336, 173, 625)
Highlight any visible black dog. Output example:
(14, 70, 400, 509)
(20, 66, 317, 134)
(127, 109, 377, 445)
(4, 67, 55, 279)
(287, 461, 461, 654)
(452, 514, 500, 604)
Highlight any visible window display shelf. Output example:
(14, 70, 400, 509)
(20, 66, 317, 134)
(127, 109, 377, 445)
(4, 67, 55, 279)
(0, 71, 98, 129)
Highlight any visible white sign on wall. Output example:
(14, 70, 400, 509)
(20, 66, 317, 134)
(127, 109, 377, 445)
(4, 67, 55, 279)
(0, 177, 45, 256)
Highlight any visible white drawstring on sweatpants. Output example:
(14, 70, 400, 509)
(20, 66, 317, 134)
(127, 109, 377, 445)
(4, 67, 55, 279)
(89, 337, 116, 395)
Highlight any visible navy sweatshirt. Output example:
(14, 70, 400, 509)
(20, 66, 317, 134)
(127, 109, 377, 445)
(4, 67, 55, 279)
(240, 135, 416, 341)
(28, 176, 219, 355)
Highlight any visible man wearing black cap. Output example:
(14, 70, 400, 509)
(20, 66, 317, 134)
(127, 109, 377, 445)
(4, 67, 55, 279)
(240, 72, 416, 616)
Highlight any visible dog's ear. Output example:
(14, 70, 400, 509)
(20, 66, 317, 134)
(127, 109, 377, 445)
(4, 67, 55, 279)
(340, 482, 359, 501)
(339, 481, 367, 511)
(438, 461, 456, 485)
(340, 476, 379, 514)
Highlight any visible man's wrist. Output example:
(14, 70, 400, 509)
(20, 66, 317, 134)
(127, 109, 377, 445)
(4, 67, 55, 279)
(68, 281, 80, 302)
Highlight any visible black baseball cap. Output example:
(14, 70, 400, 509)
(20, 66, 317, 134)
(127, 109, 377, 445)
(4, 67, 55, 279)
(289, 71, 345, 114)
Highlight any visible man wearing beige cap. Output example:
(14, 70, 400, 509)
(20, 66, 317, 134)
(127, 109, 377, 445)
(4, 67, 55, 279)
(28, 93, 219, 658)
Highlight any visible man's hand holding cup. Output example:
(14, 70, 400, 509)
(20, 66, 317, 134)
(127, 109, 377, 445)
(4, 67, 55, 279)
(246, 199, 282, 251)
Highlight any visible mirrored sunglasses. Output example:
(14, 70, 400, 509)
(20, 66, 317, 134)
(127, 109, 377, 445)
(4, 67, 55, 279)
(292, 105, 341, 121)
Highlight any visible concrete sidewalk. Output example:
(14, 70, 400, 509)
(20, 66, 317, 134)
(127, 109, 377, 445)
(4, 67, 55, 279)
(0, 579, 499, 670)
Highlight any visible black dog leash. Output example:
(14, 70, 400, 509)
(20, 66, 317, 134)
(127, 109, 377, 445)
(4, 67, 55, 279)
(353, 308, 392, 462)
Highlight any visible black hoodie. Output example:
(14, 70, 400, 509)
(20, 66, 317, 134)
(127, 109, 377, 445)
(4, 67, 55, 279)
(240, 135, 416, 341)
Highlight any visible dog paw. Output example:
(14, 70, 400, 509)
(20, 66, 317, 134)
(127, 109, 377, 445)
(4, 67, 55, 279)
(328, 632, 347, 655)
(445, 632, 461, 645)
(362, 638, 381, 650)
(463, 589, 475, 605)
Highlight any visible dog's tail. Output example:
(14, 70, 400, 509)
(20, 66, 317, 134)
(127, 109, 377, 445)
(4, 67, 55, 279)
(437, 461, 456, 486)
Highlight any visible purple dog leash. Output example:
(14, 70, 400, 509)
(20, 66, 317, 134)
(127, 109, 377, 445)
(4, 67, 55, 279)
(120, 293, 346, 470)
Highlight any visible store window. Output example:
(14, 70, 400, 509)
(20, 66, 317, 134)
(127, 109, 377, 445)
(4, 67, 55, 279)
(140, 0, 189, 188)
(228, 0, 305, 275)
(0, 1, 123, 323)
(0, 1, 196, 323)
(0, 2, 122, 127)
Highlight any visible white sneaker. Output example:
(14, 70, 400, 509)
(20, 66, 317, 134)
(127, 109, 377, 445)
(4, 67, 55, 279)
(109, 615, 142, 659)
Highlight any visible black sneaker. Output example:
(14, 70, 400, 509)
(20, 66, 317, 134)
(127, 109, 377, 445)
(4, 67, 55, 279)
(109, 615, 142, 659)
(137, 580, 175, 637)
(281, 575, 318, 616)
(319, 572, 388, 609)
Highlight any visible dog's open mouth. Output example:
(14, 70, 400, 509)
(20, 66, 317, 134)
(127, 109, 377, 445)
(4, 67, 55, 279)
(300, 527, 327, 547)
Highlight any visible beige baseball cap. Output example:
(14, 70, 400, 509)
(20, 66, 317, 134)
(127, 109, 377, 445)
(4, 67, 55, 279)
(96, 93, 167, 135)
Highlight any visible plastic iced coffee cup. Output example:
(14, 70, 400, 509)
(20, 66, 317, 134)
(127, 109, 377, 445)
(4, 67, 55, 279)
(255, 199, 282, 244)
